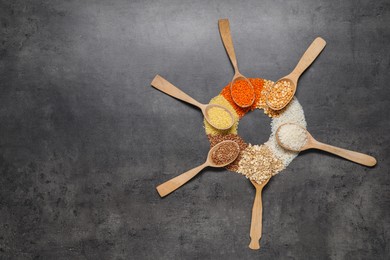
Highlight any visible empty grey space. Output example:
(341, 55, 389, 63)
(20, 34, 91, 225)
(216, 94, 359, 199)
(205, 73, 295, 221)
(0, 0, 389, 259)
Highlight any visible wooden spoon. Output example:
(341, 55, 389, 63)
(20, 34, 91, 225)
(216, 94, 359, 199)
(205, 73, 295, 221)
(218, 19, 255, 108)
(276, 123, 377, 167)
(156, 140, 240, 197)
(151, 75, 235, 130)
(249, 178, 271, 250)
(266, 37, 327, 110)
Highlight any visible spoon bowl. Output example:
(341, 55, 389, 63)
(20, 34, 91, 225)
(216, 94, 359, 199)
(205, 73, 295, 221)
(156, 140, 240, 197)
(203, 103, 235, 131)
(266, 77, 296, 111)
(207, 140, 240, 167)
(267, 37, 326, 110)
(275, 123, 308, 152)
(276, 123, 377, 167)
(218, 19, 255, 108)
(151, 75, 235, 130)
(230, 75, 256, 108)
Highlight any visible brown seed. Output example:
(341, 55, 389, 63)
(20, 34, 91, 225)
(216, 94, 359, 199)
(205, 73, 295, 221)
(207, 134, 248, 171)
(211, 141, 240, 166)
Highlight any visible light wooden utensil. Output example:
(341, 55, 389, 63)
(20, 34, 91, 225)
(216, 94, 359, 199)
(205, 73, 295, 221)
(276, 123, 377, 167)
(249, 178, 271, 250)
(266, 37, 327, 110)
(218, 19, 255, 108)
(156, 141, 240, 197)
(151, 75, 235, 130)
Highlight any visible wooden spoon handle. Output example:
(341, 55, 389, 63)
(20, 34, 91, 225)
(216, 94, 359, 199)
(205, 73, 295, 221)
(151, 75, 203, 108)
(156, 162, 208, 197)
(290, 37, 326, 80)
(313, 141, 377, 167)
(249, 187, 264, 250)
(218, 19, 239, 72)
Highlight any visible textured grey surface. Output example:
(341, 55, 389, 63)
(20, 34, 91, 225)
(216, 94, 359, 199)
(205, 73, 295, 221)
(0, 0, 389, 259)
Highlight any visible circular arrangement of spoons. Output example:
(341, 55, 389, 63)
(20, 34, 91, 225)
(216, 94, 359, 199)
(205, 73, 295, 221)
(151, 19, 377, 251)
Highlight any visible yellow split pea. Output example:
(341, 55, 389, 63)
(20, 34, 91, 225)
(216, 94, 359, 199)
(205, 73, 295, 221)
(267, 80, 294, 109)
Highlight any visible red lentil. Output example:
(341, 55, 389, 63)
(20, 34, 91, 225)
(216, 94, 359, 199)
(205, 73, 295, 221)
(221, 78, 264, 118)
(231, 79, 254, 107)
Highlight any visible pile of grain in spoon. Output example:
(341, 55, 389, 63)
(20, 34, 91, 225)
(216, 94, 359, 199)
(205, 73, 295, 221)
(277, 123, 308, 151)
(211, 141, 240, 166)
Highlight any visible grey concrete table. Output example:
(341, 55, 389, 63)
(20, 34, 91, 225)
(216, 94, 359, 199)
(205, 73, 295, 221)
(1, 0, 389, 259)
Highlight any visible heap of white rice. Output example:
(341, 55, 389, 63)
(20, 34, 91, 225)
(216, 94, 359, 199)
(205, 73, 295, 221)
(264, 97, 307, 170)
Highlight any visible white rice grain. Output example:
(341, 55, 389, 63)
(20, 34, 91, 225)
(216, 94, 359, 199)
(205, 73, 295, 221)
(278, 124, 307, 151)
(264, 97, 307, 170)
